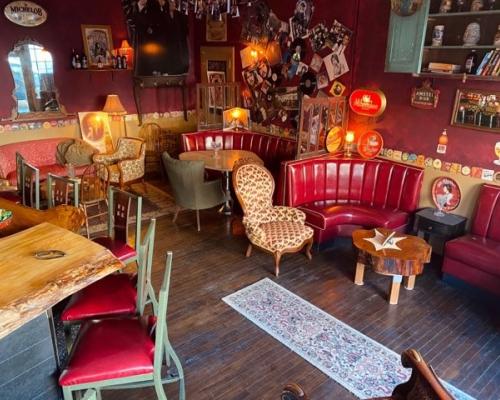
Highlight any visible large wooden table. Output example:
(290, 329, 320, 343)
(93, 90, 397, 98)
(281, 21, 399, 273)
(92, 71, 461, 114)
(352, 228, 432, 305)
(179, 149, 263, 215)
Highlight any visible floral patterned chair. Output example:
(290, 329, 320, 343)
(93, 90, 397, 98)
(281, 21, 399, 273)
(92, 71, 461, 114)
(93, 137, 145, 189)
(233, 162, 313, 277)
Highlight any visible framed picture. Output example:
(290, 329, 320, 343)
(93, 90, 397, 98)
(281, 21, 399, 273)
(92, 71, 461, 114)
(207, 70, 226, 109)
(81, 25, 113, 67)
(206, 14, 227, 42)
(78, 111, 113, 153)
(451, 88, 500, 133)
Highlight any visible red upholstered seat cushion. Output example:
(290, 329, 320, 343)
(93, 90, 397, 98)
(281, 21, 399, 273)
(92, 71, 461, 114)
(445, 235, 500, 277)
(59, 318, 155, 386)
(6, 164, 88, 185)
(299, 201, 409, 231)
(61, 273, 137, 322)
(93, 236, 136, 261)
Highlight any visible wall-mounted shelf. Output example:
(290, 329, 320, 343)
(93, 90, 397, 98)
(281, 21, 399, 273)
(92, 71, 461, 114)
(72, 68, 132, 72)
(429, 10, 500, 18)
(424, 45, 499, 49)
(414, 72, 500, 82)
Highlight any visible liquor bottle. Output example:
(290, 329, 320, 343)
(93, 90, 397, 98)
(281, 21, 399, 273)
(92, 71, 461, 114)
(117, 55, 123, 69)
(71, 49, 77, 69)
(464, 49, 478, 73)
(121, 55, 128, 70)
(97, 56, 103, 69)
(112, 55, 117, 69)
(81, 55, 88, 69)
(75, 53, 82, 69)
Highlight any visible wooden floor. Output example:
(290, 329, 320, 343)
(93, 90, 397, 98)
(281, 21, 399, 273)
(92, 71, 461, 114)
(105, 208, 500, 400)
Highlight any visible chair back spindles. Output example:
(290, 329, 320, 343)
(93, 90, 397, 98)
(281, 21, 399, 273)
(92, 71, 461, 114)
(15, 152, 24, 196)
(22, 161, 40, 209)
(47, 173, 79, 208)
(136, 218, 156, 315)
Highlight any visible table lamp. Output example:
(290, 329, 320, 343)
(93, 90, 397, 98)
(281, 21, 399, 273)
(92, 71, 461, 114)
(103, 94, 127, 138)
(345, 130, 355, 157)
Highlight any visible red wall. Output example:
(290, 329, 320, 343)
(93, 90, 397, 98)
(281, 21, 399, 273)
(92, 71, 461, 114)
(0, 0, 196, 118)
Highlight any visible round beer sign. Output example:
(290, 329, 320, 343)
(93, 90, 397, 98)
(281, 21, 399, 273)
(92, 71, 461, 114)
(4, 1, 47, 27)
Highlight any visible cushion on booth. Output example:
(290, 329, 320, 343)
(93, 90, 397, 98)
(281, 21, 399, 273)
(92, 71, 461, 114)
(61, 273, 137, 322)
(93, 237, 137, 261)
(59, 318, 155, 386)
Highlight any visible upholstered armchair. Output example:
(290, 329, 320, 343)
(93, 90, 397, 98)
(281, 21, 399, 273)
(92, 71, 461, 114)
(93, 137, 145, 188)
(233, 162, 313, 277)
(161, 151, 227, 231)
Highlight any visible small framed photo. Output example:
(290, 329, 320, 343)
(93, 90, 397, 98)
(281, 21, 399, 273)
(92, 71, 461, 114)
(330, 80, 346, 97)
(309, 53, 323, 73)
(324, 51, 349, 81)
(206, 13, 227, 42)
(316, 71, 329, 89)
(81, 25, 113, 67)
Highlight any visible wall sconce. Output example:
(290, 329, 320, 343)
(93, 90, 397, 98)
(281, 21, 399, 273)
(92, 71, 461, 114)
(223, 107, 250, 131)
(103, 94, 127, 138)
(345, 130, 355, 157)
(118, 40, 134, 66)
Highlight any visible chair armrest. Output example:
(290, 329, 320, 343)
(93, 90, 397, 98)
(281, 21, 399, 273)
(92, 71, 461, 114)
(242, 217, 266, 242)
(93, 153, 116, 165)
(268, 206, 306, 223)
(117, 158, 145, 182)
(193, 179, 227, 208)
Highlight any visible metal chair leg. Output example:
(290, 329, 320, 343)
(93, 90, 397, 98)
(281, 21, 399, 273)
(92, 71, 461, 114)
(172, 206, 181, 223)
(196, 209, 201, 232)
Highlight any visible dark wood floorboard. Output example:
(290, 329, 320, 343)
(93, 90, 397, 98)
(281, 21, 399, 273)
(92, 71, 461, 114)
(102, 207, 499, 400)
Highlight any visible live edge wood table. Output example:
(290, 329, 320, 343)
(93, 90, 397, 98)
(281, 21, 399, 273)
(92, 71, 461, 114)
(352, 228, 432, 305)
(0, 223, 124, 400)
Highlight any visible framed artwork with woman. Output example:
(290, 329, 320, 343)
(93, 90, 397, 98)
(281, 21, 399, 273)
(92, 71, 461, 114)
(81, 25, 113, 67)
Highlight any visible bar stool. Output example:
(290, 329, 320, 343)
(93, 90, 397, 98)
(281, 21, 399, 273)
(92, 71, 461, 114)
(61, 218, 156, 322)
(59, 252, 185, 400)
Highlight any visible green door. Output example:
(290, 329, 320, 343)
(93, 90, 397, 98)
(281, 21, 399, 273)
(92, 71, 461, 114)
(385, 0, 430, 73)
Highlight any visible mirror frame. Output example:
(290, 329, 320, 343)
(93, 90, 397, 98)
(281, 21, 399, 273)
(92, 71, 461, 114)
(8, 38, 68, 121)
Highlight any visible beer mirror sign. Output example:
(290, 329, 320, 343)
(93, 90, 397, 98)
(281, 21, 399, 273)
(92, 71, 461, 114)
(349, 89, 387, 117)
(411, 80, 440, 109)
(4, 1, 47, 27)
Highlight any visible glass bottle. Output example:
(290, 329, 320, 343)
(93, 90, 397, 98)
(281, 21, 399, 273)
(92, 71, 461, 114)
(494, 25, 500, 46)
(464, 49, 478, 73)
(74, 53, 81, 69)
(81, 55, 88, 69)
(71, 49, 77, 69)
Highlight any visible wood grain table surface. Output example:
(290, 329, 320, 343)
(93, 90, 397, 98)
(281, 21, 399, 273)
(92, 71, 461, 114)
(0, 222, 124, 339)
(179, 150, 262, 172)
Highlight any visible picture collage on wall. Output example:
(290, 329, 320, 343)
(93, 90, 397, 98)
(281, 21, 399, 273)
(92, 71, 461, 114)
(239, 0, 353, 135)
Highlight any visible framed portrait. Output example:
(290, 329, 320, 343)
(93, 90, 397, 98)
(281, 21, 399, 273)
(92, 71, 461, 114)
(451, 88, 500, 133)
(207, 70, 226, 109)
(323, 51, 349, 81)
(78, 111, 113, 153)
(206, 14, 227, 42)
(81, 25, 113, 67)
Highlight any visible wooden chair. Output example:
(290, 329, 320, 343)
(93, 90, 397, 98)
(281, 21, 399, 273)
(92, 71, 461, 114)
(59, 252, 185, 400)
(82, 390, 97, 400)
(281, 349, 455, 400)
(80, 163, 110, 239)
(139, 122, 162, 176)
(232, 162, 314, 277)
(61, 218, 156, 322)
(47, 173, 79, 208)
(21, 160, 40, 209)
(93, 186, 142, 265)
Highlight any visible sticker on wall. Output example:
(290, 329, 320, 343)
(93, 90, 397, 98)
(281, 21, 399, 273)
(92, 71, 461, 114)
(433, 158, 442, 169)
(392, 150, 402, 161)
(416, 155, 425, 167)
(402, 152, 409, 161)
(330, 80, 346, 97)
(357, 130, 383, 159)
(411, 80, 440, 109)
(450, 163, 462, 174)
(494, 142, 500, 165)
(494, 171, 500, 183)
(461, 165, 471, 176)
(471, 167, 483, 178)
(432, 177, 461, 214)
(481, 169, 494, 181)
(349, 89, 387, 117)
(4, 1, 47, 27)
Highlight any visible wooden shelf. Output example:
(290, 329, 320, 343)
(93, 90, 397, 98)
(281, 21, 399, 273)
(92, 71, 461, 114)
(429, 10, 500, 18)
(413, 72, 500, 81)
(424, 45, 498, 49)
(72, 68, 132, 72)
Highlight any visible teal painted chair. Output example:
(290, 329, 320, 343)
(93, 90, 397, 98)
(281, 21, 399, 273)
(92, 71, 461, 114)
(93, 186, 142, 265)
(47, 173, 80, 208)
(59, 252, 185, 400)
(82, 389, 97, 400)
(21, 160, 40, 209)
(61, 218, 156, 322)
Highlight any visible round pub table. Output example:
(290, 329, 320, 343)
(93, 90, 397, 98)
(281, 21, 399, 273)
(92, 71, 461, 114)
(352, 228, 432, 305)
(179, 149, 263, 215)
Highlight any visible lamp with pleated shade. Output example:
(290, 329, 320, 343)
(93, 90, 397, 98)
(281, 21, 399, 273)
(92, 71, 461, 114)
(102, 94, 127, 115)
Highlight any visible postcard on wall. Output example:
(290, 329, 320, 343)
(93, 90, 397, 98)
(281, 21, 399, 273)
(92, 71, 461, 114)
(323, 51, 349, 81)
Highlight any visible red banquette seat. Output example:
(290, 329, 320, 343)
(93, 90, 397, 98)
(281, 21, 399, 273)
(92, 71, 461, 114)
(280, 156, 424, 244)
(443, 184, 500, 296)
(180, 130, 297, 177)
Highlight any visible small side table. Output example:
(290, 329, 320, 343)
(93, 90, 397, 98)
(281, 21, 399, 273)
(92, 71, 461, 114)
(413, 208, 467, 255)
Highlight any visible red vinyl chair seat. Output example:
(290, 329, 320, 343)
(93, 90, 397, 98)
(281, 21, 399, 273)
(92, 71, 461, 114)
(445, 235, 500, 278)
(61, 273, 137, 322)
(93, 236, 137, 261)
(298, 201, 409, 231)
(59, 318, 155, 386)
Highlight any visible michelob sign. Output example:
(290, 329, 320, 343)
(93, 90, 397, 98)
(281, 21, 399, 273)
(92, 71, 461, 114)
(4, 1, 47, 27)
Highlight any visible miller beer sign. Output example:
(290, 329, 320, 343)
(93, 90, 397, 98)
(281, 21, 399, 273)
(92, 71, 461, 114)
(349, 89, 387, 117)
(4, 1, 47, 27)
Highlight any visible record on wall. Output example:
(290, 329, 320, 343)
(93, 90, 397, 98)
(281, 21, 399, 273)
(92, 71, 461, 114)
(299, 71, 317, 95)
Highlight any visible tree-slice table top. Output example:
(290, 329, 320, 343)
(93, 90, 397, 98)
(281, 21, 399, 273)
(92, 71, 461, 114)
(352, 228, 432, 277)
(0, 222, 124, 339)
(179, 150, 262, 172)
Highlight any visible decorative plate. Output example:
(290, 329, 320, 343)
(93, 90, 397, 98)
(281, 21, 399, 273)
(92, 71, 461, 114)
(325, 126, 344, 153)
(431, 177, 461, 212)
(357, 130, 384, 159)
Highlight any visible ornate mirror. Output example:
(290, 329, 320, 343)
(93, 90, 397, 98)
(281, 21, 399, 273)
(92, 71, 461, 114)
(8, 39, 66, 120)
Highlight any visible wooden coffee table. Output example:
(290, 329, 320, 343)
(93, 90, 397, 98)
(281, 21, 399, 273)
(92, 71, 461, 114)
(352, 228, 432, 305)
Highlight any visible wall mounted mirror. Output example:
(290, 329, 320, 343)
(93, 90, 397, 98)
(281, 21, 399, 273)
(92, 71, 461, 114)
(8, 39, 67, 120)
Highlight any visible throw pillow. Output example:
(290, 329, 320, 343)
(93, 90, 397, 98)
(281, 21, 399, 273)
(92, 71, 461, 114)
(56, 139, 75, 166)
(65, 140, 98, 166)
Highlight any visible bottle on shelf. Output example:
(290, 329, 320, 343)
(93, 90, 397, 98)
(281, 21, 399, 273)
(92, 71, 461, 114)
(464, 49, 478, 73)
(75, 53, 82, 69)
(117, 55, 123, 69)
(470, 0, 484, 11)
(82, 55, 88, 69)
(71, 49, 77, 69)
(121, 55, 128, 70)
(97, 56, 103, 69)
(112, 55, 117, 69)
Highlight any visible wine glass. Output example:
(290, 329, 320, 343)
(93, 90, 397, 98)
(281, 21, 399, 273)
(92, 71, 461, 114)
(494, 142, 500, 165)
(211, 140, 222, 159)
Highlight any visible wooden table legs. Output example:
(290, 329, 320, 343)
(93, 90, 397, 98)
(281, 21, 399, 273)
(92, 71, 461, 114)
(404, 275, 416, 290)
(389, 275, 402, 305)
(354, 262, 365, 285)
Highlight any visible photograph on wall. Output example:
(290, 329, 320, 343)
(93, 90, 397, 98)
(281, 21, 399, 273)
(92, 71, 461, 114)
(310, 23, 329, 52)
(289, 0, 314, 40)
(326, 19, 353, 54)
(240, 0, 271, 46)
(309, 53, 323, 73)
(330, 80, 346, 97)
(207, 71, 226, 109)
(316, 71, 329, 89)
(206, 13, 228, 42)
(78, 111, 113, 153)
(296, 62, 309, 76)
(81, 25, 113, 67)
(324, 51, 349, 81)
(275, 87, 299, 110)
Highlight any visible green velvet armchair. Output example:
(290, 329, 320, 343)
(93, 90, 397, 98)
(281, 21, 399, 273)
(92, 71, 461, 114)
(162, 151, 227, 231)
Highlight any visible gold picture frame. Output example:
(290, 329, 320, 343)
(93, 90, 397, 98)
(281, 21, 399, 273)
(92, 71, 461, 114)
(81, 24, 113, 67)
(206, 14, 227, 42)
(451, 88, 500, 134)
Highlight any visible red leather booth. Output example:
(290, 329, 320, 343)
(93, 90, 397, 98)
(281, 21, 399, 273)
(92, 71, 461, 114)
(180, 130, 297, 176)
(443, 184, 500, 297)
(280, 156, 424, 244)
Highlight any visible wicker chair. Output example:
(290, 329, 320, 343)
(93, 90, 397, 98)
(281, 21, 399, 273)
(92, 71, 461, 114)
(232, 162, 313, 277)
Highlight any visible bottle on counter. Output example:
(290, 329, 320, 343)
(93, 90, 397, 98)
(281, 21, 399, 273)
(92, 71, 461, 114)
(112, 55, 117, 69)
(121, 55, 128, 70)
(117, 55, 123, 69)
(97, 56, 103, 69)
(71, 49, 77, 69)
(74, 53, 82, 69)
(464, 49, 478, 73)
(81, 55, 88, 69)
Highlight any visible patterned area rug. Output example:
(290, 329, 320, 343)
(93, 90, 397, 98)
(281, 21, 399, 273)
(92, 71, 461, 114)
(223, 279, 475, 400)
(86, 182, 176, 236)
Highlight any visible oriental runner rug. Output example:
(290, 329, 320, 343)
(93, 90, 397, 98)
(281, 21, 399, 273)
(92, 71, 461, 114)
(222, 278, 475, 400)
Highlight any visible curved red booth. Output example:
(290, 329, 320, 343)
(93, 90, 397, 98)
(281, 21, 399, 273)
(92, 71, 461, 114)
(443, 184, 500, 297)
(180, 130, 297, 177)
(280, 156, 424, 244)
